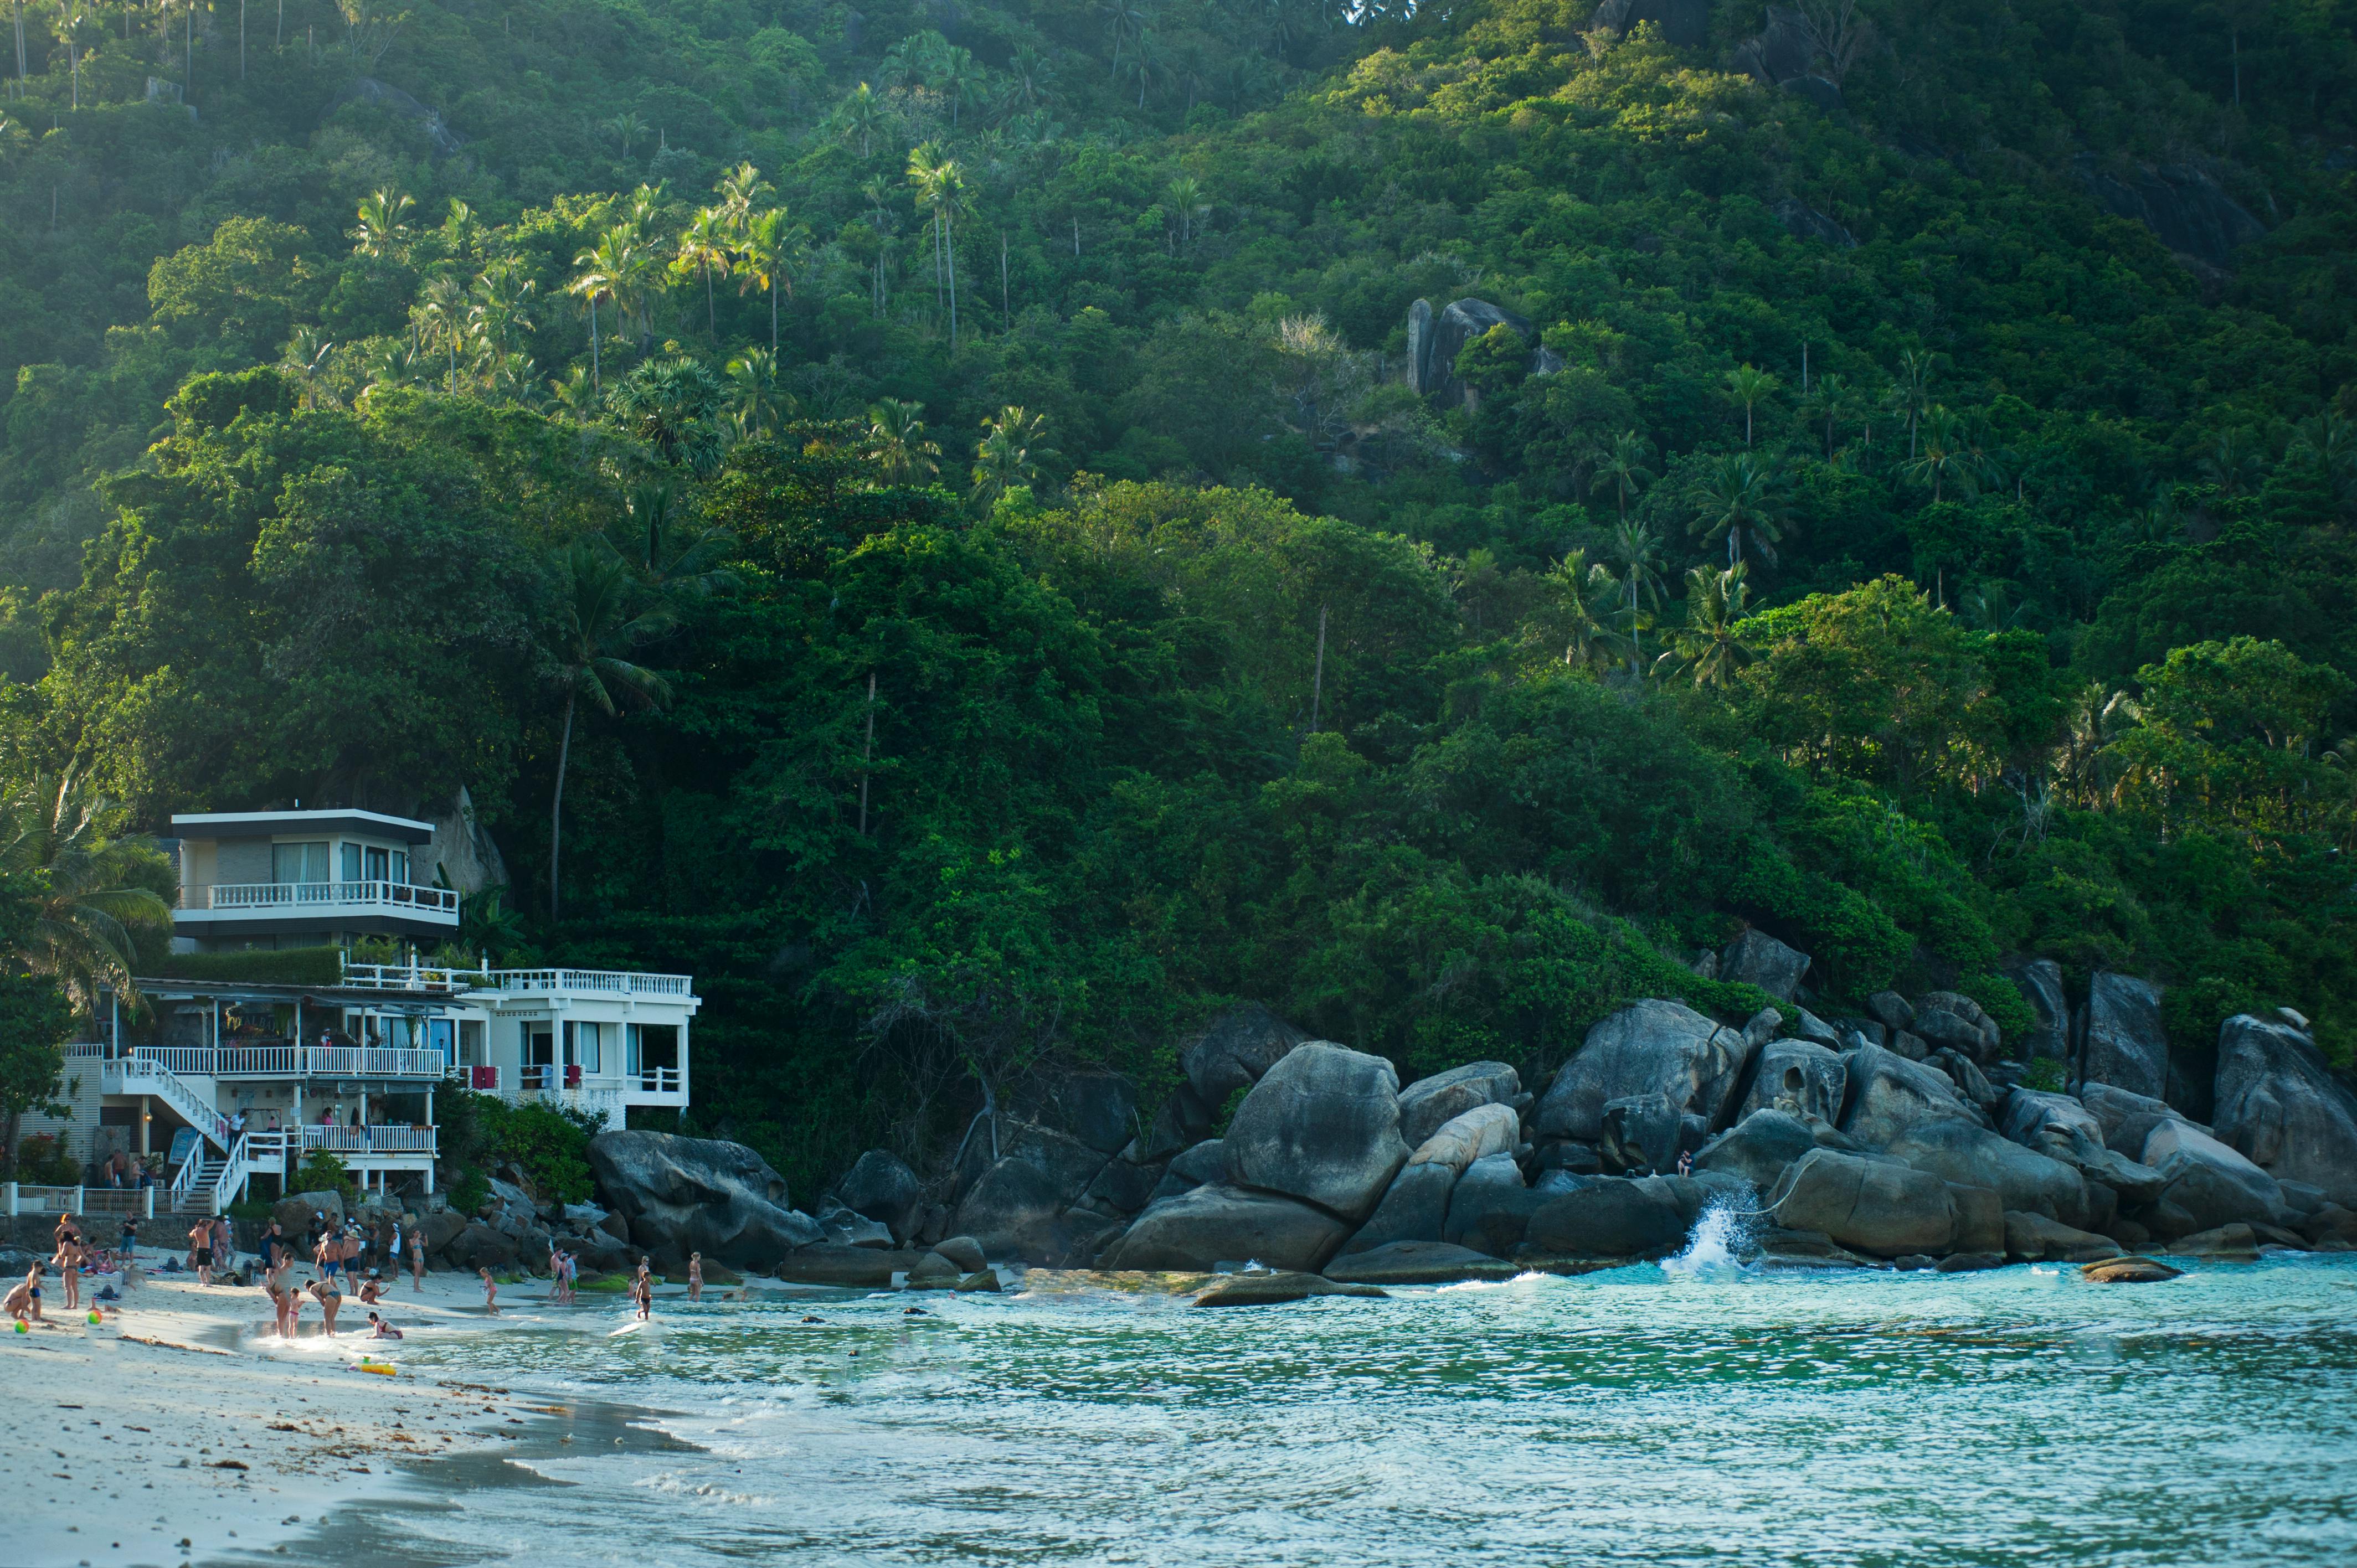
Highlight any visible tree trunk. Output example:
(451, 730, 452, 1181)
(945, 210, 958, 349)
(857, 671, 877, 835)
(589, 296, 600, 390)
(550, 688, 577, 921)
(770, 276, 778, 352)
(240, 0, 246, 78)
(1308, 606, 1327, 733)
(705, 263, 716, 339)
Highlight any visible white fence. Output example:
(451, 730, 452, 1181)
(132, 1045, 447, 1080)
(203, 880, 460, 915)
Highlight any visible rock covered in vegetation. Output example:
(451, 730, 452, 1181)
(587, 1130, 821, 1269)
(2211, 1013, 2357, 1206)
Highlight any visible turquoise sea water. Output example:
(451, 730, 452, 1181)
(257, 1254, 2357, 1567)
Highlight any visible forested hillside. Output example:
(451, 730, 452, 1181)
(2, 0, 2355, 1189)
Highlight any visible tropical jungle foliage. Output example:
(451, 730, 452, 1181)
(1, 0, 2354, 1188)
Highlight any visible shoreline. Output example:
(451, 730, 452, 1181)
(3, 1263, 623, 1568)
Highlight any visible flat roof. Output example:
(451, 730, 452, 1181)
(171, 808, 435, 843)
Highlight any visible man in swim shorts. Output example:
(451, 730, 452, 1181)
(187, 1219, 215, 1287)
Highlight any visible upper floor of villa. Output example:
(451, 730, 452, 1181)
(169, 807, 459, 945)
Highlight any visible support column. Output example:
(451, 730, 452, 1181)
(139, 1096, 151, 1156)
(5, 1182, 16, 1218)
(143, 1185, 154, 1219)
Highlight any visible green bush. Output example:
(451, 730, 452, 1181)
(146, 947, 345, 987)
(436, 1089, 602, 1204)
(13, 1133, 81, 1185)
(292, 1149, 354, 1200)
(447, 1168, 491, 1215)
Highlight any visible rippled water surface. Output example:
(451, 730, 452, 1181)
(278, 1256, 2357, 1567)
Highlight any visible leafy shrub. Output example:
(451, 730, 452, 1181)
(293, 1149, 354, 1199)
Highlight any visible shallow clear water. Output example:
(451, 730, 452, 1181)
(265, 1255, 2357, 1567)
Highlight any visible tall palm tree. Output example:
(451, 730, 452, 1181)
(1542, 548, 1614, 672)
(349, 188, 414, 259)
(279, 326, 336, 410)
(2199, 428, 2267, 502)
(2288, 409, 2356, 512)
(937, 45, 983, 129)
(616, 482, 739, 601)
(835, 81, 889, 158)
(1164, 176, 1210, 245)
(1888, 348, 1934, 459)
(604, 111, 648, 159)
(1723, 363, 1779, 447)
(1902, 406, 1979, 502)
(733, 207, 797, 353)
(1598, 518, 1666, 675)
(412, 272, 470, 394)
(467, 257, 536, 358)
(543, 541, 672, 921)
(1101, 0, 1151, 67)
(723, 347, 791, 440)
(1692, 451, 1789, 567)
(1656, 563, 1755, 689)
(1591, 429, 1655, 522)
(715, 161, 772, 228)
(868, 398, 942, 484)
(1804, 372, 1852, 458)
(611, 357, 727, 474)
(567, 236, 617, 392)
(549, 364, 600, 453)
(675, 206, 734, 342)
(1001, 45, 1053, 116)
(0, 772, 174, 1019)
(971, 406, 1055, 509)
(907, 145, 967, 347)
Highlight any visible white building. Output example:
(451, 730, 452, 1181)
(18, 808, 696, 1217)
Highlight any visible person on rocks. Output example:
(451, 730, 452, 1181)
(1676, 1149, 1694, 1178)
(188, 1218, 217, 1287)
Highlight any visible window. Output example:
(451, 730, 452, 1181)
(339, 843, 362, 883)
(272, 842, 328, 884)
(625, 1024, 641, 1076)
(458, 1020, 485, 1066)
(391, 849, 410, 885)
(563, 1020, 603, 1073)
(364, 845, 389, 883)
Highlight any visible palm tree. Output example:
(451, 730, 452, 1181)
(1655, 564, 1755, 689)
(549, 364, 600, 453)
(1723, 363, 1779, 447)
(349, 188, 414, 259)
(616, 482, 739, 601)
(1121, 33, 1163, 109)
(2199, 428, 2267, 503)
(567, 236, 617, 392)
(675, 206, 734, 342)
(280, 326, 336, 410)
(543, 541, 672, 921)
(907, 145, 967, 347)
(361, 337, 428, 397)
(412, 272, 470, 394)
(723, 347, 791, 440)
(467, 257, 536, 357)
(1102, 0, 1151, 67)
(1591, 429, 1655, 522)
(1888, 348, 1934, 459)
(604, 111, 648, 159)
(1804, 372, 1852, 458)
(1165, 176, 1210, 245)
(1597, 518, 1666, 676)
(937, 45, 984, 129)
(1542, 548, 1614, 672)
(2288, 410, 2356, 512)
(733, 207, 797, 354)
(1902, 406, 1979, 502)
(1692, 451, 1789, 568)
(1001, 45, 1053, 116)
(971, 406, 1055, 509)
(835, 82, 889, 158)
(868, 398, 942, 484)
(715, 161, 772, 228)
(0, 772, 174, 1019)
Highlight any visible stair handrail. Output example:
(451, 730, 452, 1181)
(121, 1055, 233, 1154)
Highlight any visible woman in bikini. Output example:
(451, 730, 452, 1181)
(408, 1227, 426, 1291)
(308, 1274, 343, 1336)
(6, 1262, 43, 1324)
(54, 1234, 82, 1313)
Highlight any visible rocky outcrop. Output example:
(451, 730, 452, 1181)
(327, 78, 466, 157)
(1720, 929, 1811, 1000)
(2139, 1118, 2288, 1236)
(1523, 1177, 1690, 1258)
(1339, 1162, 1458, 1256)
(588, 1131, 822, 1269)
(1397, 1062, 1522, 1149)
(2000, 1089, 2164, 1204)
(1911, 992, 2003, 1065)
(1041, 1072, 1142, 1156)
(831, 1149, 922, 1242)
(1534, 999, 1754, 1142)
(2073, 156, 2266, 268)
(1599, 1091, 1703, 1173)
(1589, 0, 1710, 49)
(1407, 1103, 1520, 1175)
(1190, 1271, 1387, 1307)
(2078, 974, 2168, 1100)
(1100, 1184, 1352, 1272)
(1840, 1044, 1983, 1148)
(1405, 298, 1560, 409)
(2211, 1014, 2357, 1206)
(2004, 957, 2071, 1062)
(1444, 1152, 1550, 1256)
(421, 785, 508, 895)
(1886, 1119, 2092, 1230)
(1180, 1004, 1308, 1107)
(1772, 198, 1857, 248)
(1695, 1108, 1839, 1190)
(1223, 1043, 1410, 1223)
(1738, 1039, 1846, 1123)
(1150, 1139, 1227, 1205)
(1325, 1240, 1522, 1286)
(2079, 1082, 2189, 1152)
(2004, 1211, 2124, 1263)
(1766, 1148, 1969, 1257)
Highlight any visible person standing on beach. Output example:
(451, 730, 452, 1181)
(188, 1219, 215, 1287)
(409, 1227, 426, 1292)
(54, 1233, 81, 1313)
(479, 1268, 499, 1315)
(308, 1274, 343, 1336)
(118, 1216, 138, 1268)
(688, 1252, 703, 1304)
(258, 1221, 284, 1277)
(212, 1214, 234, 1277)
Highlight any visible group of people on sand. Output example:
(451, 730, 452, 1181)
(8, 1213, 138, 1328)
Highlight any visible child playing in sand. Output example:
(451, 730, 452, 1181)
(479, 1267, 499, 1315)
(688, 1252, 703, 1303)
(630, 1261, 653, 1322)
(5, 1262, 42, 1325)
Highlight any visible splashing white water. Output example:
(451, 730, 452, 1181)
(1659, 1192, 1759, 1276)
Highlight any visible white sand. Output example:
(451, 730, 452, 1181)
(4, 1262, 580, 1568)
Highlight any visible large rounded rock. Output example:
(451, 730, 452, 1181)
(1442, 1152, 1550, 1256)
(1100, 1184, 1351, 1272)
(1533, 999, 1753, 1143)
(2211, 1014, 2357, 1206)
(2079, 973, 2168, 1100)
(1406, 1103, 1520, 1175)
(2004, 1211, 2125, 1262)
(275, 1190, 345, 1235)
(1695, 1108, 1834, 1190)
(1397, 1061, 1522, 1149)
(1839, 1044, 1981, 1148)
(1886, 1118, 2093, 1229)
(1149, 1138, 1227, 1206)
(1222, 1043, 1409, 1222)
(1599, 1092, 1700, 1174)
(1043, 1072, 1141, 1156)
(1325, 1241, 1521, 1285)
(831, 1149, 923, 1241)
(1337, 1160, 1458, 1255)
(951, 1154, 1111, 1266)
(1179, 1004, 1309, 1106)
(2139, 1118, 2288, 1235)
(587, 1131, 823, 1269)
(1738, 1039, 1846, 1123)
(1524, 1177, 1689, 1258)
(1912, 991, 2002, 1064)
(2003, 957, 2071, 1062)
(1999, 1089, 2165, 1204)
(1767, 1148, 1961, 1257)
(1720, 929, 1811, 999)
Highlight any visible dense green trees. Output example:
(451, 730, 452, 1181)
(0, 0, 2352, 1185)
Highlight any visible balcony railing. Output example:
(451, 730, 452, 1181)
(451, 1064, 683, 1096)
(132, 1045, 447, 1080)
(194, 880, 460, 918)
(480, 968, 694, 998)
(298, 1124, 436, 1155)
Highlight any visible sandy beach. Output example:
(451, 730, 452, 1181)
(3, 1260, 594, 1568)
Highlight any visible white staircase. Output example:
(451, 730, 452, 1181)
(172, 1150, 231, 1214)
